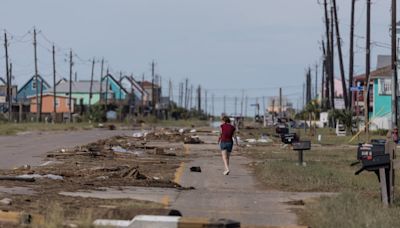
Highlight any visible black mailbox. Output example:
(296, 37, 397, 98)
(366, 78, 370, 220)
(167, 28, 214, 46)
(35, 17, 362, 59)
(276, 126, 289, 135)
(293, 141, 311, 151)
(281, 133, 298, 144)
(371, 139, 386, 144)
(356, 143, 390, 171)
(292, 140, 311, 166)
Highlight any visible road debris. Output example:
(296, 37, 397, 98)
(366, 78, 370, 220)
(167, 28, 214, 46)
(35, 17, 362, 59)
(17, 174, 64, 180)
(0, 176, 35, 182)
(0, 198, 12, 205)
(184, 136, 204, 144)
(190, 167, 202, 172)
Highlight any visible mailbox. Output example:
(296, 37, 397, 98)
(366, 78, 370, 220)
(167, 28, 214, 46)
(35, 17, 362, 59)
(292, 140, 311, 166)
(275, 126, 289, 135)
(356, 143, 390, 171)
(293, 141, 311, 151)
(281, 133, 298, 144)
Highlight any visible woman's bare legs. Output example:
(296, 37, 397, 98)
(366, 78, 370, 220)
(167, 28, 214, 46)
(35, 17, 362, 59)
(221, 150, 230, 174)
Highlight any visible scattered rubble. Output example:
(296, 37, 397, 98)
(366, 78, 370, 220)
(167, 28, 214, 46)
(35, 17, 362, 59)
(0, 198, 12, 205)
(190, 167, 202, 172)
(184, 136, 204, 144)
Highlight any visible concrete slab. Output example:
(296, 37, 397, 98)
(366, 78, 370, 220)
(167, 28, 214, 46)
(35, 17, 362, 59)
(60, 186, 180, 207)
(0, 186, 36, 195)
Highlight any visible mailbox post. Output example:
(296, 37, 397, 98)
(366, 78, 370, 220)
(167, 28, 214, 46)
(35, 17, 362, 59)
(354, 135, 396, 206)
(292, 141, 311, 166)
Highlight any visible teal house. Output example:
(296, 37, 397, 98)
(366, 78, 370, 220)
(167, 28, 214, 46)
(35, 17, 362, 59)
(370, 55, 395, 129)
(101, 74, 129, 102)
(46, 80, 111, 105)
(17, 75, 50, 103)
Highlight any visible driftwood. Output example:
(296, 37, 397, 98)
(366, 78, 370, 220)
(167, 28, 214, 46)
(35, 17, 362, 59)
(0, 176, 35, 182)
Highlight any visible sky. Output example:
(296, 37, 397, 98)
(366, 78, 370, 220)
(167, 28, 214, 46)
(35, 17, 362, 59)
(0, 0, 397, 116)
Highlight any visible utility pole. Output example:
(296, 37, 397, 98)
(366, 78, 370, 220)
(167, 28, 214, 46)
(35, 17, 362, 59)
(245, 96, 248, 117)
(68, 49, 73, 122)
(205, 90, 208, 116)
(189, 85, 193, 109)
(223, 95, 226, 114)
(197, 85, 201, 112)
(322, 59, 326, 103)
(99, 58, 104, 104)
(4, 32, 10, 121)
(322, 40, 330, 110)
(212, 94, 215, 117)
(168, 79, 172, 108)
(88, 58, 95, 111)
(306, 68, 312, 104)
(75, 72, 77, 82)
(8, 63, 12, 121)
(52, 45, 57, 121)
(105, 70, 109, 106)
(349, 0, 356, 109)
(234, 96, 237, 116)
(365, 0, 371, 138)
(151, 61, 155, 114)
(240, 90, 244, 116)
(262, 96, 266, 116)
(184, 78, 188, 109)
(179, 82, 183, 107)
(279, 88, 282, 117)
(119, 71, 122, 101)
(141, 74, 144, 115)
(302, 83, 305, 110)
(391, 0, 398, 129)
(332, 0, 349, 109)
(315, 63, 318, 99)
(323, 0, 332, 110)
(330, 5, 335, 110)
(33, 28, 40, 122)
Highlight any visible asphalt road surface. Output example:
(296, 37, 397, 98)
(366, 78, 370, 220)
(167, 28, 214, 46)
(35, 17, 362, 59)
(169, 135, 330, 227)
(0, 129, 131, 169)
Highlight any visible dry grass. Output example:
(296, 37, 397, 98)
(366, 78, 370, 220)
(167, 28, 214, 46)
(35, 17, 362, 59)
(299, 192, 400, 228)
(241, 127, 400, 227)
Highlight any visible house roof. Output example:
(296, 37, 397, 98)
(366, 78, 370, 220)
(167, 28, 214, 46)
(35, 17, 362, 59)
(17, 75, 51, 95)
(0, 77, 5, 85)
(102, 74, 129, 94)
(27, 93, 73, 99)
(48, 80, 112, 93)
(354, 65, 392, 80)
(140, 80, 160, 88)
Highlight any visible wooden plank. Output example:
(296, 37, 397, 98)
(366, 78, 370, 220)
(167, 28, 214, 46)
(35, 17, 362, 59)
(379, 168, 389, 207)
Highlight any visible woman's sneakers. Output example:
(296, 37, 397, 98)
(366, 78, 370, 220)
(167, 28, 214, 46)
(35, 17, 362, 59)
(223, 169, 230, 175)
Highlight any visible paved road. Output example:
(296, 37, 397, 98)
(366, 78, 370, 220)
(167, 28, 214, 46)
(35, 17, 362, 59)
(0, 129, 131, 169)
(169, 135, 330, 227)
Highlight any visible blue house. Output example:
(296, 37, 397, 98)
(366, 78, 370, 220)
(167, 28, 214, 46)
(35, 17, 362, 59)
(17, 75, 50, 103)
(370, 55, 397, 129)
(101, 74, 129, 102)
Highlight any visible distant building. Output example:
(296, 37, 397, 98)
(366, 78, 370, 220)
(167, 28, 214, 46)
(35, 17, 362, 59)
(139, 80, 161, 104)
(28, 94, 75, 114)
(17, 75, 50, 103)
(46, 80, 111, 105)
(101, 74, 129, 102)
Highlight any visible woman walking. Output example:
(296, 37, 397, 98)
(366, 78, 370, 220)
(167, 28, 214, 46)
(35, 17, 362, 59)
(218, 116, 239, 175)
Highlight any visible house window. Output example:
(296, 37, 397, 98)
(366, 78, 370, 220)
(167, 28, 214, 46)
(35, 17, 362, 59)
(378, 79, 392, 95)
(32, 80, 37, 89)
(55, 98, 60, 108)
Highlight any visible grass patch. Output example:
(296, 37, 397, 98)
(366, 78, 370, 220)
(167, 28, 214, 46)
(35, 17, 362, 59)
(243, 126, 400, 227)
(299, 192, 400, 228)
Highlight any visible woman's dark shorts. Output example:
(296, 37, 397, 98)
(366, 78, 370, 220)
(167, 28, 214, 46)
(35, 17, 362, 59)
(220, 141, 234, 153)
